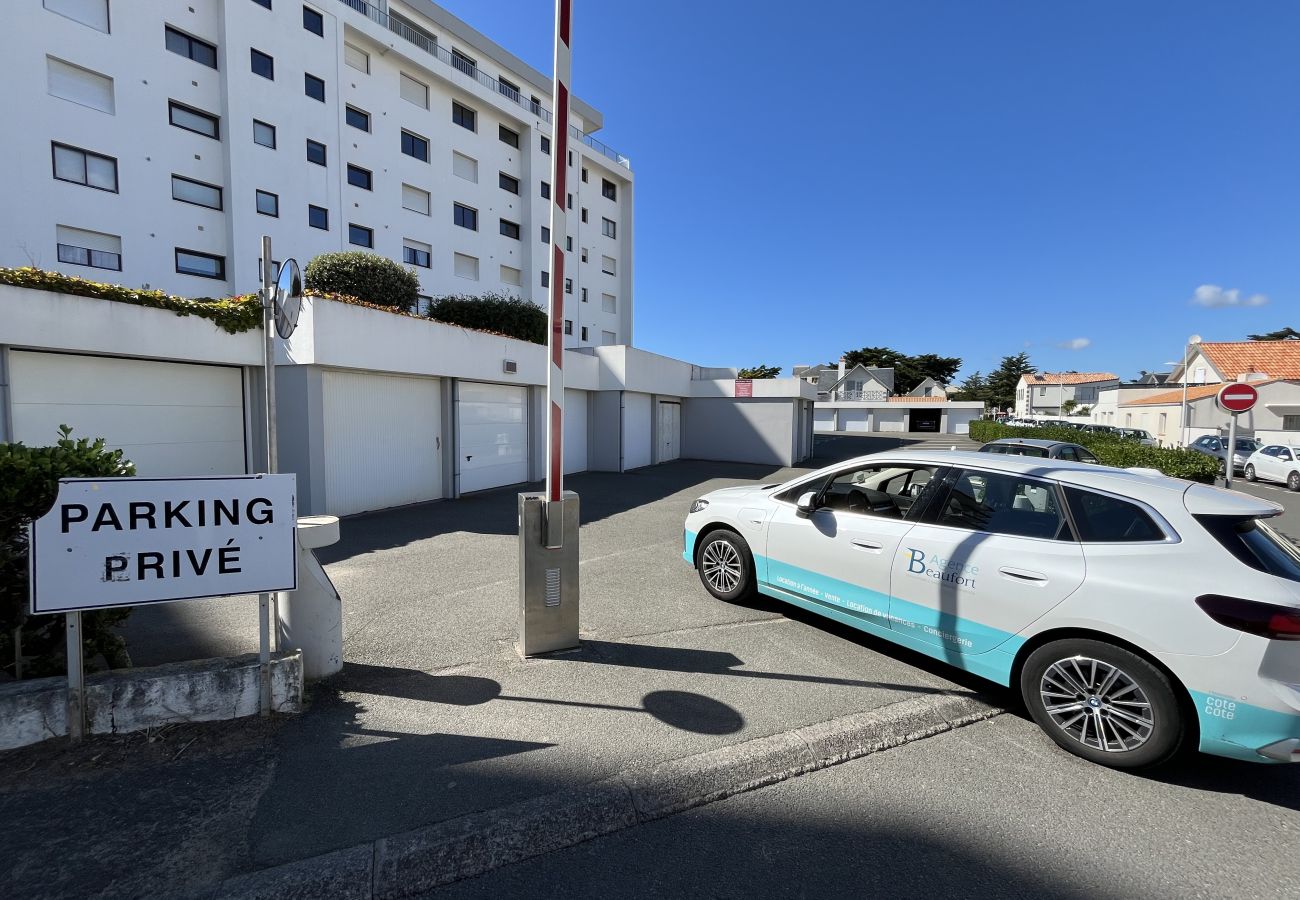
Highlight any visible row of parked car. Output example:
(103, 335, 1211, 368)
(995, 417, 1157, 445)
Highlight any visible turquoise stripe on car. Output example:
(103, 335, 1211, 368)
(682, 529, 697, 564)
(1190, 690, 1300, 763)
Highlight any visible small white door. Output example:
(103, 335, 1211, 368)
(459, 382, 529, 492)
(841, 409, 870, 433)
(564, 388, 588, 474)
(658, 401, 681, 462)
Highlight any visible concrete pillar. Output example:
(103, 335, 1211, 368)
(277, 516, 343, 680)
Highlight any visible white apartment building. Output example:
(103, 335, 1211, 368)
(4, 0, 634, 349)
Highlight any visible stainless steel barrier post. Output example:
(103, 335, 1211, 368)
(518, 491, 579, 656)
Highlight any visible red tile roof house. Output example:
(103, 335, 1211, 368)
(1015, 372, 1120, 418)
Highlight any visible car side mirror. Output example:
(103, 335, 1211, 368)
(796, 491, 818, 518)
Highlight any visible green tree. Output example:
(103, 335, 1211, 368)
(1248, 327, 1300, 341)
(305, 251, 420, 310)
(737, 365, 781, 379)
(834, 346, 962, 394)
(948, 370, 988, 402)
(1061, 399, 1078, 416)
(985, 352, 1037, 410)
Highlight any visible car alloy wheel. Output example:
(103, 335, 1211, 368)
(1039, 657, 1154, 753)
(1245, 464, 1257, 482)
(701, 539, 743, 594)
(1289, 472, 1300, 492)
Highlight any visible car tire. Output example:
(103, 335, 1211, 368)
(1020, 638, 1185, 770)
(1217, 458, 1227, 476)
(695, 528, 757, 603)
(1289, 471, 1300, 492)
(1245, 464, 1257, 482)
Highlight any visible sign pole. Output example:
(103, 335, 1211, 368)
(65, 611, 84, 741)
(259, 236, 276, 715)
(545, 0, 572, 546)
(1225, 412, 1237, 490)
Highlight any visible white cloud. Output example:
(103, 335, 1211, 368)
(1191, 284, 1269, 308)
(1058, 337, 1091, 350)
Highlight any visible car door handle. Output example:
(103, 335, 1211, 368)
(999, 566, 1047, 584)
(851, 539, 884, 552)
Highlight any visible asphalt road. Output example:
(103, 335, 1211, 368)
(426, 712, 1300, 900)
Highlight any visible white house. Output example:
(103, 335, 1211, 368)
(797, 359, 982, 435)
(5, 0, 633, 350)
(1015, 372, 1119, 417)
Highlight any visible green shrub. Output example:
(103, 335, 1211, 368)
(0, 266, 261, 334)
(427, 292, 547, 344)
(968, 420, 1219, 483)
(1, 427, 136, 678)
(304, 252, 420, 310)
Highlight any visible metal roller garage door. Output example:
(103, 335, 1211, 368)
(875, 410, 906, 432)
(841, 409, 870, 433)
(322, 370, 442, 515)
(459, 382, 528, 493)
(564, 388, 588, 475)
(814, 408, 837, 432)
(9, 350, 245, 475)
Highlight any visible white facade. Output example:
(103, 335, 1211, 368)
(4, 0, 634, 350)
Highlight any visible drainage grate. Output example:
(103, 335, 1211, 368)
(544, 568, 561, 607)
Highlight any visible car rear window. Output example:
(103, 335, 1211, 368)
(1004, 446, 1048, 458)
(1196, 516, 1300, 583)
(1063, 487, 1165, 542)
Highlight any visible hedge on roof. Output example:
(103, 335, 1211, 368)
(304, 251, 420, 310)
(0, 266, 262, 334)
(426, 292, 547, 345)
(968, 420, 1219, 483)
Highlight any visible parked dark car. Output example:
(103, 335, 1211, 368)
(978, 438, 1099, 463)
(1189, 434, 1261, 474)
(1117, 428, 1157, 446)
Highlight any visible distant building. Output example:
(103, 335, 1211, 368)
(795, 358, 982, 435)
(1015, 372, 1120, 417)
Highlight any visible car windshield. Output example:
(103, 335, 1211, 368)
(1235, 440, 1259, 452)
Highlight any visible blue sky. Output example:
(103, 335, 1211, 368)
(438, 0, 1300, 383)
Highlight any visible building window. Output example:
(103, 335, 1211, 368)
(255, 189, 279, 217)
(564, 277, 572, 294)
(498, 75, 520, 101)
(345, 105, 369, 131)
(602, 178, 617, 201)
(541, 271, 549, 288)
(454, 203, 477, 231)
(175, 248, 225, 279)
(1283, 415, 1300, 431)
(452, 101, 476, 131)
(56, 225, 121, 271)
(540, 135, 550, 154)
(250, 0, 271, 8)
(581, 167, 588, 183)
(500, 219, 520, 240)
(306, 139, 327, 165)
(171, 174, 222, 209)
(498, 172, 519, 194)
(499, 124, 520, 148)
(568, 150, 573, 167)
(304, 73, 325, 101)
(581, 248, 588, 263)
(401, 129, 429, 161)
(581, 208, 589, 224)
(602, 293, 616, 313)
(347, 164, 372, 190)
(601, 255, 616, 275)
(47, 56, 115, 113)
(540, 181, 550, 200)
(43, 0, 110, 33)
(403, 239, 431, 268)
(501, 265, 522, 286)
(567, 193, 572, 209)
(51, 142, 117, 192)
(168, 100, 220, 138)
(253, 119, 276, 148)
(400, 72, 429, 108)
(250, 48, 274, 79)
(348, 223, 373, 247)
(601, 330, 616, 346)
(452, 151, 478, 182)
(454, 252, 479, 280)
(451, 48, 477, 77)
(308, 205, 328, 230)
(344, 42, 369, 73)
(165, 26, 218, 68)
(540, 225, 550, 244)
(302, 5, 324, 36)
(564, 320, 573, 335)
(581, 287, 588, 302)
(566, 236, 573, 252)
(602, 218, 616, 238)
(580, 326, 589, 341)
(402, 183, 430, 215)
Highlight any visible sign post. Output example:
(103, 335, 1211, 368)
(1216, 382, 1259, 489)
(260, 237, 275, 714)
(518, 0, 580, 657)
(65, 610, 84, 741)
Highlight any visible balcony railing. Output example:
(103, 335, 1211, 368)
(339, 0, 630, 168)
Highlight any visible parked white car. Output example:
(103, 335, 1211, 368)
(1244, 445, 1300, 491)
(684, 450, 1300, 769)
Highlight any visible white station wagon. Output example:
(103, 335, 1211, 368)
(683, 450, 1300, 769)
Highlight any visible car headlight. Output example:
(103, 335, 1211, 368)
(689, 498, 710, 514)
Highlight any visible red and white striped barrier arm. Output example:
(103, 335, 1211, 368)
(546, 0, 572, 503)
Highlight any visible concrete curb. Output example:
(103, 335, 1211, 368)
(205, 691, 1002, 900)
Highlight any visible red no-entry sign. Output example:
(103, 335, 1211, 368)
(1216, 383, 1259, 414)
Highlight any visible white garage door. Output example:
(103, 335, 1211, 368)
(564, 388, 588, 475)
(875, 410, 906, 432)
(459, 382, 528, 493)
(9, 350, 245, 475)
(814, 408, 837, 432)
(658, 401, 681, 462)
(841, 409, 870, 433)
(623, 392, 653, 470)
(322, 370, 442, 515)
